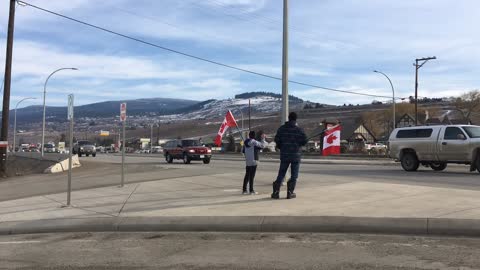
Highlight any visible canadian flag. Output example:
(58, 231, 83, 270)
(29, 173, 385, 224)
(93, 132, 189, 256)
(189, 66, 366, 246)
(214, 110, 238, 146)
(322, 125, 341, 156)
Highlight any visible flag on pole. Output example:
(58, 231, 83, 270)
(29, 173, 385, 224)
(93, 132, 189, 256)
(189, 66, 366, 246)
(322, 125, 341, 156)
(215, 110, 238, 146)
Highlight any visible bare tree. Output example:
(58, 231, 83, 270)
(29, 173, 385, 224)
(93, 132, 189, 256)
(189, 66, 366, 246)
(454, 90, 480, 123)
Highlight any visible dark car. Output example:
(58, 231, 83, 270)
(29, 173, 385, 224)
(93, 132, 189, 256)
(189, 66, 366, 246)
(163, 139, 211, 164)
(43, 143, 56, 153)
(73, 140, 97, 157)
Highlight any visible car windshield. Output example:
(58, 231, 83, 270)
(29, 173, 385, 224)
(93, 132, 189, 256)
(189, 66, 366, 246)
(463, 126, 480, 138)
(182, 140, 201, 147)
(78, 141, 92, 145)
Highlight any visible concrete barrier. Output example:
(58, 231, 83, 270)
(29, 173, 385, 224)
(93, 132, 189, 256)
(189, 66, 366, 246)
(43, 155, 81, 174)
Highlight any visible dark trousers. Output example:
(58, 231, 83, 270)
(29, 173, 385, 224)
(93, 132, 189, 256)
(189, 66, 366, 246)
(274, 161, 300, 186)
(243, 165, 257, 192)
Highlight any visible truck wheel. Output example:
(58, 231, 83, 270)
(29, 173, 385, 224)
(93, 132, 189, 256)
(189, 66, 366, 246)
(166, 153, 173, 164)
(183, 154, 191, 164)
(92, 153, 96, 157)
(203, 158, 210, 164)
(431, 162, 447, 171)
(401, 152, 419, 171)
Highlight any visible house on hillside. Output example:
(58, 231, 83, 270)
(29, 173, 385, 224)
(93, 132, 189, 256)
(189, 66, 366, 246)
(396, 114, 415, 128)
(341, 119, 377, 152)
(311, 119, 377, 153)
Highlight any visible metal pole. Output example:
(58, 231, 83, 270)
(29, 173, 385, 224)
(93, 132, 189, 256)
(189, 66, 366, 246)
(248, 99, 251, 131)
(0, 0, 16, 174)
(374, 71, 395, 129)
(67, 94, 74, 206)
(41, 68, 77, 157)
(121, 120, 125, 187)
(281, 0, 289, 124)
(414, 60, 419, 126)
(150, 124, 153, 154)
(13, 107, 16, 153)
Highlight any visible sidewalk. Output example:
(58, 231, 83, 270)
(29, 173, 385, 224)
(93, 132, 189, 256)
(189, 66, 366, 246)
(1, 169, 480, 236)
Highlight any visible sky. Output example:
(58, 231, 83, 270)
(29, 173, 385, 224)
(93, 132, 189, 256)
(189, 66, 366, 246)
(0, 0, 479, 108)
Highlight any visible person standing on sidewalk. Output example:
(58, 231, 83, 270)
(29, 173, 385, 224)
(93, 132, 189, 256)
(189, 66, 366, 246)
(271, 112, 308, 199)
(242, 131, 268, 195)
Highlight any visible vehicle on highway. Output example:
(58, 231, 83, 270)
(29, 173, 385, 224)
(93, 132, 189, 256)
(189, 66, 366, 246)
(73, 140, 97, 157)
(163, 139, 212, 164)
(43, 143, 56, 153)
(389, 125, 480, 172)
(152, 146, 163, 153)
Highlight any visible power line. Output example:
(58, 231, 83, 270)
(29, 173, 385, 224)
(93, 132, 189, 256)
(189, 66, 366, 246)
(201, 0, 334, 42)
(17, 1, 395, 99)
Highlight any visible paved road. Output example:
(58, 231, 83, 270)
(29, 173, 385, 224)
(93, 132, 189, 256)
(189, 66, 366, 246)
(1, 153, 480, 202)
(1, 232, 480, 269)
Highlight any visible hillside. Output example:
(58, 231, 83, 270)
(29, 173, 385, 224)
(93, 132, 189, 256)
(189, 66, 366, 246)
(10, 97, 199, 123)
(9, 92, 308, 123)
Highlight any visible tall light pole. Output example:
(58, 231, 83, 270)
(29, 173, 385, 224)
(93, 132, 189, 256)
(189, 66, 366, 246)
(414, 56, 436, 125)
(41, 68, 77, 157)
(281, 0, 289, 124)
(374, 70, 396, 130)
(13, 97, 36, 153)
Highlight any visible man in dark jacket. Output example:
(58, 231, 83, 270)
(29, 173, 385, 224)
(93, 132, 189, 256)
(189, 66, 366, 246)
(271, 112, 308, 199)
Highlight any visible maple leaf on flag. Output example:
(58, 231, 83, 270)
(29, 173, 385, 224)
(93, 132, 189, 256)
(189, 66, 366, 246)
(326, 134, 337, 144)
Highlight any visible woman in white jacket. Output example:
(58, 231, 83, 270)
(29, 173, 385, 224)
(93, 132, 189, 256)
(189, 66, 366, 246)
(242, 131, 268, 195)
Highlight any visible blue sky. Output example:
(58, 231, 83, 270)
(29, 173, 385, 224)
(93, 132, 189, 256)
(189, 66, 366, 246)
(0, 0, 479, 108)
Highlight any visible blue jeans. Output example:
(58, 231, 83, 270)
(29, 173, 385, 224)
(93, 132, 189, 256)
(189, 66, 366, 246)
(274, 161, 300, 186)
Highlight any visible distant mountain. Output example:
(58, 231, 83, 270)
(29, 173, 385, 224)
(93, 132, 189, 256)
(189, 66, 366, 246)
(10, 97, 199, 123)
(168, 94, 306, 121)
(8, 92, 309, 124)
(234, 91, 304, 103)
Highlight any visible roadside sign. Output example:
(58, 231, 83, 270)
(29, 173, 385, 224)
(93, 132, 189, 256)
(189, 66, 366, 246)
(0, 141, 8, 148)
(120, 103, 127, 122)
(100, 130, 110, 136)
(67, 94, 74, 120)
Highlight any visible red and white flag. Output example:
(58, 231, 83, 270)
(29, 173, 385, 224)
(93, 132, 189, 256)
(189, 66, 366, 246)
(322, 125, 341, 156)
(215, 110, 238, 146)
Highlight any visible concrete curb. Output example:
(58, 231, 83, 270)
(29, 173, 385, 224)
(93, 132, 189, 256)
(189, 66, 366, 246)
(1, 216, 480, 237)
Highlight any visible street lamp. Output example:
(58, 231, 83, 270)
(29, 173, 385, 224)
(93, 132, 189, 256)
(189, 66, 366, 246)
(14, 97, 36, 153)
(414, 56, 436, 125)
(373, 70, 396, 130)
(41, 68, 78, 156)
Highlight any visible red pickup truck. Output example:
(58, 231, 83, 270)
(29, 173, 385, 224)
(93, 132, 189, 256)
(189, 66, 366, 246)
(163, 139, 212, 164)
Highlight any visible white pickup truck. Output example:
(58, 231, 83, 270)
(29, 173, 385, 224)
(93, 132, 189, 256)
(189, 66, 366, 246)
(389, 125, 480, 172)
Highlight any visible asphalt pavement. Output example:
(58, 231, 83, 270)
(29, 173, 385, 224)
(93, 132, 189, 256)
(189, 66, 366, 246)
(1, 232, 480, 269)
(2, 153, 480, 203)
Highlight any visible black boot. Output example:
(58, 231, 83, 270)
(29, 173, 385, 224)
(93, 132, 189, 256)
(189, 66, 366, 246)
(287, 181, 296, 199)
(271, 181, 280, 199)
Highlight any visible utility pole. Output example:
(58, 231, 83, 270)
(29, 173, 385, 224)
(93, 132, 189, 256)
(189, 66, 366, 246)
(414, 56, 436, 125)
(150, 123, 153, 153)
(0, 0, 16, 174)
(248, 99, 251, 131)
(281, 0, 289, 124)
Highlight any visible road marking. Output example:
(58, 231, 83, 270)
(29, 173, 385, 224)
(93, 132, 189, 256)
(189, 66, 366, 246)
(0, 240, 43, 245)
(223, 189, 241, 192)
